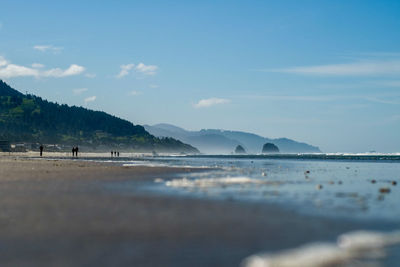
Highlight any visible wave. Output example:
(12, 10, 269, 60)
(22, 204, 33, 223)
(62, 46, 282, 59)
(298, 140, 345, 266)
(183, 153, 400, 161)
(242, 230, 400, 267)
(165, 176, 275, 188)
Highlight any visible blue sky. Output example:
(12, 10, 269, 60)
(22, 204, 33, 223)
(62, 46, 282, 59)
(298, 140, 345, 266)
(1, 0, 400, 152)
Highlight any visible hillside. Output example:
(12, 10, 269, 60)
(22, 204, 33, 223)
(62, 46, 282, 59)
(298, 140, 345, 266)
(0, 80, 199, 153)
(144, 123, 321, 154)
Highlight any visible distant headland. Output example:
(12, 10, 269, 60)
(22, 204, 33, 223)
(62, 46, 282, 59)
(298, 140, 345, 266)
(144, 123, 321, 154)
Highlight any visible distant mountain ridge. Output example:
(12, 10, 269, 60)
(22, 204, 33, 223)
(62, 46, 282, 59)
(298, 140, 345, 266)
(0, 80, 198, 153)
(144, 123, 321, 154)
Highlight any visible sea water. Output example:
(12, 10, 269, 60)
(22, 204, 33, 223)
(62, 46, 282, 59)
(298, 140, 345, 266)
(123, 154, 400, 267)
(124, 154, 400, 221)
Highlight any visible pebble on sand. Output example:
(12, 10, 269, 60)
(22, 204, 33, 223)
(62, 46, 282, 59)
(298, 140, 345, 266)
(379, 187, 391, 194)
(316, 184, 323, 190)
(371, 179, 376, 184)
(338, 181, 343, 185)
(305, 170, 310, 174)
(392, 181, 397, 186)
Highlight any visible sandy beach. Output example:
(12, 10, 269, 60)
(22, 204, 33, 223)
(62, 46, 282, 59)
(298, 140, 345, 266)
(0, 155, 392, 266)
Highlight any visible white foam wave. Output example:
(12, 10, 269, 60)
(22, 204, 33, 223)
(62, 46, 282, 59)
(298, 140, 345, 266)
(338, 230, 400, 250)
(242, 230, 400, 267)
(123, 162, 211, 169)
(323, 152, 400, 156)
(123, 162, 168, 167)
(165, 176, 268, 188)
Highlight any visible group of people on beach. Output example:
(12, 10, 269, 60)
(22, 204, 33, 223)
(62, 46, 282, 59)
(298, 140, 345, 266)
(39, 146, 121, 158)
(72, 146, 79, 157)
(111, 151, 120, 157)
(39, 145, 79, 157)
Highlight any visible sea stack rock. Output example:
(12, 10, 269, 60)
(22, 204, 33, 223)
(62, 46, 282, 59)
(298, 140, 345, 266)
(262, 143, 279, 153)
(234, 145, 246, 154)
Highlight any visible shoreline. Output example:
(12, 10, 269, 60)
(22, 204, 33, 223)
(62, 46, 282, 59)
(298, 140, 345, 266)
(0, 155, 397, 266)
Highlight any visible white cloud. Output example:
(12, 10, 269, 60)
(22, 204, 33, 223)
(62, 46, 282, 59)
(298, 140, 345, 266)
(129, 90, 141, 96)
(0, 57, 8, 67)
(0, 63, 38, 78)
(33, 45, 63, 53)
(194, 98, 231, 108)
(47, 64, 85, 77)
(149, 84, 159, 88)
(271, 60, 400, 76)
(116, 62, 158, 78)
(116, 64, 135, 78)
(31, 63, 44, 68)
(0, 57, 85, 78)
(73, 88, 88, 95)
(84, 96, 96, 103)
(135, 63, 158, 75)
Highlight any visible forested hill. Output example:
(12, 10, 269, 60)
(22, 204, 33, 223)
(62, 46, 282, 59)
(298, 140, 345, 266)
(0, 80, 199, 153)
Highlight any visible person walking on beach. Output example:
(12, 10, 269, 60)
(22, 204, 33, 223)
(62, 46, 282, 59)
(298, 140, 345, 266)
(72, 147, 75, 157)
(75, 146, 79, 157)
(117, 151, 120, 157)
(111, 151, 113, 157)
(39, 145, 44, 157)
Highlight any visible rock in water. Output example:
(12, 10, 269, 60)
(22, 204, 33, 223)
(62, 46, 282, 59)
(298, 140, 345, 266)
(262, 143, 280, 153)
(234, 145, 246, 154)
(379, 187, 390, 193)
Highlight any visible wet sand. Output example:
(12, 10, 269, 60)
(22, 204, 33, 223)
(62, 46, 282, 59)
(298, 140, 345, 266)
(0, 156, 389, 266)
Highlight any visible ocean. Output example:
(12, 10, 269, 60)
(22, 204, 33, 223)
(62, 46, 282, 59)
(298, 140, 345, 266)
(140, 154, 400, 221)
(118, 153, 400, 266)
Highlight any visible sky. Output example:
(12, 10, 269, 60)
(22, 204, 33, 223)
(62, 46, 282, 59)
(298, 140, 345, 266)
(0, 0, 400, 153)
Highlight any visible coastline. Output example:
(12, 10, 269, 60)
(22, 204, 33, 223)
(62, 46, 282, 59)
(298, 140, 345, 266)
(0, 155, 396, 266)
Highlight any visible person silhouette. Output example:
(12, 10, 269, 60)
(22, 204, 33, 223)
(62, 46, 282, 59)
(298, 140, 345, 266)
(111, 151, 113, 157)
(72, 147, 75, 157)
(117, 151, 120, 157)
(75, 146, 79, 157)
(39, 145, 44, 157)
